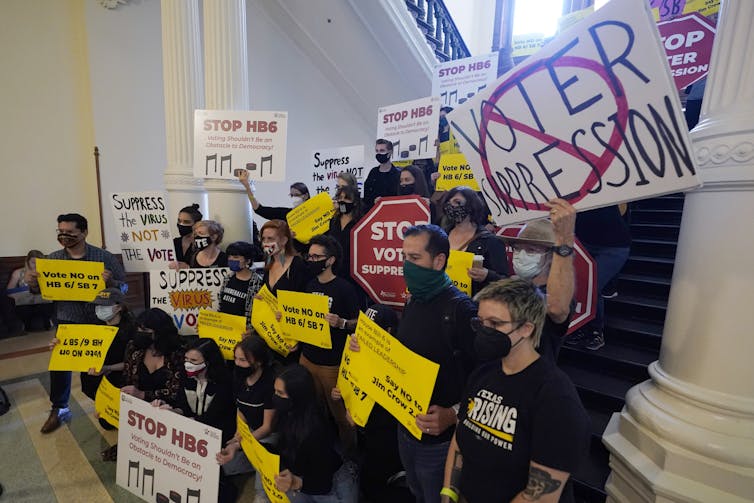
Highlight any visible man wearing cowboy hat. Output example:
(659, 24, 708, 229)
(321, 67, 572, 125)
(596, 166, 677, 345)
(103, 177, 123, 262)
(498, 198, 577, 362)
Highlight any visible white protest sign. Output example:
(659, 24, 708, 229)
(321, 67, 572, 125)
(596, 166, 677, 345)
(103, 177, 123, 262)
(110, 191, 174, 272)
(448, 0, 701, 227)
(117, 393, 221, 503)
(310, 145, 365, 196)
(433, 52, 499, 108)
(194, 109, 287, 181)
(376, 96, 440, 162)
(149, 268, 230, 335)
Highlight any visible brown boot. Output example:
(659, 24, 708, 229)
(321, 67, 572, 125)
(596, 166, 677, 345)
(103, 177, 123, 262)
(40, 408, 71, 434)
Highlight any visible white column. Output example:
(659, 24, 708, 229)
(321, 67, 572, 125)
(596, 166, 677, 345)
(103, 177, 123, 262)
(603, 1, 754, 501)
(161, 0, 208, 225)
(202, 0, 253, 245)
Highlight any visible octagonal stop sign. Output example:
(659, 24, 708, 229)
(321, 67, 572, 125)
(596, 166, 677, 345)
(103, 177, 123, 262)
(658, 12, 716, 90)
(496, 225, 597, 335)
(351, 196, 431, 307)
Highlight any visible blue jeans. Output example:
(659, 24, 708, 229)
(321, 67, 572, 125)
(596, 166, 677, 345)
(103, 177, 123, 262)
(49, 370, 72, 409)
(583, 244, 630, 331)
(397, 428, 449, 503)
(255, 461, 358, 503)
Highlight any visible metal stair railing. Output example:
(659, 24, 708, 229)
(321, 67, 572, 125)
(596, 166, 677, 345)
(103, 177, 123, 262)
(405, 0, 471, 61)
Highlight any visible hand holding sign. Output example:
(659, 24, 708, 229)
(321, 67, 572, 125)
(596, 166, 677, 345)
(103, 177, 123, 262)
(277, 290, 331, 348)
(286, 192, 336, 244)
(36, 259, 105, 302)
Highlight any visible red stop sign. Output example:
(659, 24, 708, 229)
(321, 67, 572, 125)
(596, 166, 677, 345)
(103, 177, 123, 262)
(496, 225, 597, 334)
(351, 196, 431, 307)
(658, 12, 716, 90)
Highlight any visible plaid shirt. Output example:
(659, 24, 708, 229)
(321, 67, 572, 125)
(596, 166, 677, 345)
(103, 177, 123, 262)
(47, 243, 126, 323)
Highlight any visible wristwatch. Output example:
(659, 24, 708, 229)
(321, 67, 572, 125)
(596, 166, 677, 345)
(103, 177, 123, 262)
(552, 244, 575, 257)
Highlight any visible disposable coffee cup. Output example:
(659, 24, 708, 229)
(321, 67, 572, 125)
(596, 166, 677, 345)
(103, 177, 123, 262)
(472, 255, 484, 268)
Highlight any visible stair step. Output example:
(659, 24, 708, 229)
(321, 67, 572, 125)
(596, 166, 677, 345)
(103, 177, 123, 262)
(630, 222, 682, 241)
(572, 438, 610, 503)
(561, 362, 633, 412)
(623, 255, 675, 278)
(605, 317, 664, 351)
(630, 208, 683, 225)
(617, 273, 672, 299)
(632, 195, 685, 211)
(559, 342, 655, 384)
(606, 294, 668, 324)
(608, 294, 668, 310)
(631, 238, 678, 259)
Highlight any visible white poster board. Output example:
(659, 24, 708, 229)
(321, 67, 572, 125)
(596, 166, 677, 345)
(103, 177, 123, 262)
(149, 268, 230, 335)
(448, 0, 701, 226)
(376, 96, 440, 162)
(193, 109, 287, 181)
(110, 191, 174, 272)
(116, 393, 221, 503)
(310, 145, 365, 196)
(432, 52, 499, 108)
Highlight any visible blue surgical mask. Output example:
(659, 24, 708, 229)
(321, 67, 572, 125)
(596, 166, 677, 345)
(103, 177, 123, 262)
(228, 259, 243, 272)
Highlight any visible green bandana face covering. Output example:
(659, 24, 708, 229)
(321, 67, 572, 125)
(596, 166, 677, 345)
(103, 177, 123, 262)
(403, 260, 451, 302)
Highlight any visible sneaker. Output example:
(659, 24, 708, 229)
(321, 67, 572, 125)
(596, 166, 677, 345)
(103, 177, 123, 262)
(564, 330, 588, 347)
(585, 331, 605, 351)
(40, 407, 72, 434)
(602, 286, 618, 299)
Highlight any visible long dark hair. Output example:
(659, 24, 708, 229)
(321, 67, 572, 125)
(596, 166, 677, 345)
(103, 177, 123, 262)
(334, 184, 363, 222)
(275, 365, 327, 462)
(441, 186, 488, 228)
(186, 338, 230, 384)
(136, 308, 181, 356)
(235, 335, 273, 370)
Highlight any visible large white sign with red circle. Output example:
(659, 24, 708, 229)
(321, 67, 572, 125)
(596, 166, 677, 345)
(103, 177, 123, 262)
(351, 196, 431, 307)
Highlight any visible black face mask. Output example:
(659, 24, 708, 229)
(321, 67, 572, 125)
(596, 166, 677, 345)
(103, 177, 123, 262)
(399, 184, 415, 195)
(375, 153, 391, 164)
(338, 201, 355, 214)
(234, 364, 255, 380)
(472, 322, 524, 361)
(306, 258, 330, 277)
(132, 330, 154, 351)
(194, 236, 212, 250)
(272, 395, 293, 413)
(177, 224, 193, 237)
(443, 202, 470, 223)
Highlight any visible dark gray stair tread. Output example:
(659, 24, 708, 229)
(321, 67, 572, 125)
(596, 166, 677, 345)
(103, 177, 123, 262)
(587, 408, 614, 437)
(631, 208, 682, 214)
(630, 222, 681, 229)
(608, 294, 668, 310)
(606, 317, 664, 338)
(560, 362, 635, 402)
(618, 273, 672, 286)
(632, 238, 678, 245)
(563, 342, 658, 368)
(628, 255, 675, 264)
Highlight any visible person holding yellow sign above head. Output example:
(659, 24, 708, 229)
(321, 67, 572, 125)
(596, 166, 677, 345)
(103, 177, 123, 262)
(441, 279, 589, 503)
(41, 213, 126, 435)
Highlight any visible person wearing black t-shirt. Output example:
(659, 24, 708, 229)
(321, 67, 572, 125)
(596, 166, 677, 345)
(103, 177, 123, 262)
(216, 336, 277, 476)
(188, 220, 228, 268)
(363, 138, 401, 209)
(300, 234, 360, 458)
(393, 224, 478, 503)
(219, 241, 264, 331)
(499, 199, 578, 364)
(172, 203, 202, 267)
(442, 279, 589, 503)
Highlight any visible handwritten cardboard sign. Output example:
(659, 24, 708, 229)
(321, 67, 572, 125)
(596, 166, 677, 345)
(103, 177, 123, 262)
(449, 0, 701, 226)
(110, 191, 174, 272)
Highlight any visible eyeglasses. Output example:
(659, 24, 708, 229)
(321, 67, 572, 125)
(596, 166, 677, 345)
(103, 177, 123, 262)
(470, 316, 519, 332)
(305, 253, 330, 261)
(512, 244, 549, 254)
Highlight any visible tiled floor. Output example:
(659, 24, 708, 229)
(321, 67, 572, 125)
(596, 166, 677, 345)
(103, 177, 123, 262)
(0, 330, 257, 502)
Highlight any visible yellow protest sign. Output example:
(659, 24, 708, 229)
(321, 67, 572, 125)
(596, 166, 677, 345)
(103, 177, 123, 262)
(95, 376, 120, 428)
(446, 250, 474, 295)
(238, 415, 290, 503)
(197, 310, 246, 359)
(652, 0, 719, 20)
(48, 324, 118, 372)
(350, 312, 439, 439)
(286, 191, 336, 244)
(337, 345, 374, 427)
(436, 153, 479, 191)
(393, 160, 412, 168)
(251, 297, 291, 357)
(277, 290, 331, 349)
(439, 131, 461, 156)
(256, 284, 279, 312)
(36, 258, 105, 302)
(557, 5, 594, 33)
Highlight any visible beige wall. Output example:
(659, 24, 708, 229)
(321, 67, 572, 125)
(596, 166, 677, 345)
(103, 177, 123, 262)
(0, 0, 100, 257)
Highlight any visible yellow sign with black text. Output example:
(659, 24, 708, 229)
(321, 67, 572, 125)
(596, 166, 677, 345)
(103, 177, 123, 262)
(36, 258, 105, 302)
(446, 250, 474, 295)
(350, 312, 439, 439)
(251, 296, 292, 357)
(436, 153, 479, 191)
(48, 324, 118, 372)
(95, 377, 121, 428)
(337, 345, 375, 427)
(277, 290, 331, 348)
(286, 192, 336, 244)
(238, 415, 290, 503)
(198, 310, 247, 359)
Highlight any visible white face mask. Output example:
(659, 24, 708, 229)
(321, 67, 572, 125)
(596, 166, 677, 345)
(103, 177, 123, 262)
(262, 242, 279, 256)
(291, 196, 304, 208)
(95, 304, 119, 322)
(513, 249, 545, 280)
(184, 361, 207, 376)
